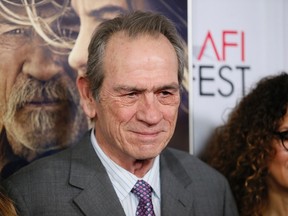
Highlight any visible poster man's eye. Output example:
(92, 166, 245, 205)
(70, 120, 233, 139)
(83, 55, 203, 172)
(58, 28, 79, 40)
(3, 28, 30, 37)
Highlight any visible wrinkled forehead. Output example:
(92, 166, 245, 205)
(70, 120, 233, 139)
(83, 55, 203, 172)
(0, 0, 68, 24)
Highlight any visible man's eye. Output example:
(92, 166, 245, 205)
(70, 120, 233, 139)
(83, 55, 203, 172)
(157, 90, 180, 105)
(126, 92, 138, 97)
(158, 90, 174, 98)
(161, 91, 172, 96)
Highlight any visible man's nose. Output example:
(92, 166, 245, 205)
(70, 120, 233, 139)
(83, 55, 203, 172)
(22, 43, 64, 81)
(136, 94, 163, 125)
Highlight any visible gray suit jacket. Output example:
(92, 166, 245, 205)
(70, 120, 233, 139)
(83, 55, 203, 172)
(2, 132, 238, 216)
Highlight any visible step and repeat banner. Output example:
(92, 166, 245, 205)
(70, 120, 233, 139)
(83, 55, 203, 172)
(0, 0, 188, 179)
(191, 0, 288, 154)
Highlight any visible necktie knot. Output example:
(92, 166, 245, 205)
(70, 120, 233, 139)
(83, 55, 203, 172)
(131, 180, 155, 216)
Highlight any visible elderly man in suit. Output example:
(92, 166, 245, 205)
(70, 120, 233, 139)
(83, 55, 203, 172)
(3, 11, 238, 216)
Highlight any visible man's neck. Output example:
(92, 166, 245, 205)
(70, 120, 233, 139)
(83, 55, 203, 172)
(130, 159, 155, 178)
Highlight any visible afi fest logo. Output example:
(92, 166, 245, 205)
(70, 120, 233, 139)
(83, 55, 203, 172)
(193, 30, 251, 97)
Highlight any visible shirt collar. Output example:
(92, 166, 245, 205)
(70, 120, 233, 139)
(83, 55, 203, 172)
(90, 129, 161, 201)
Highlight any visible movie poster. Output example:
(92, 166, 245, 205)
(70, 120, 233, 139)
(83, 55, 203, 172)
(0, 0, 188, 179)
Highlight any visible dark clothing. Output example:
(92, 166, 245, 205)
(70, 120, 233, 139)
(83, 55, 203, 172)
(3, 131, 239, 216)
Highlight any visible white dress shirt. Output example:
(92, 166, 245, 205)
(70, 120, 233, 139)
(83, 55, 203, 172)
(90, 130, 161, 216)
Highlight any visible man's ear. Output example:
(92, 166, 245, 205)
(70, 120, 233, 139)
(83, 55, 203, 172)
(77, 76, 97, 118)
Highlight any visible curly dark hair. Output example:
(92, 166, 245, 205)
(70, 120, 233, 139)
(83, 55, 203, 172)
(0, 186, 17, 216)
(200, 72, 288, 216)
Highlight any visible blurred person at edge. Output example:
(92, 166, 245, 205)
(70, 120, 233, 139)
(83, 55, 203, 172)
(69, 0, 189, 151)
(200, 72, 288, 216)
(0, 0, 88, 178)
(0, 186, 17, 216)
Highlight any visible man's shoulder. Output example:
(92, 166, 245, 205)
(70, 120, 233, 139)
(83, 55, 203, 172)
(161, 149, 238, 215)
(162, 147, 208, 166)
(3, 146, 72, 183)
(162, 147, 226, 181)
(3, 130, 91, 184)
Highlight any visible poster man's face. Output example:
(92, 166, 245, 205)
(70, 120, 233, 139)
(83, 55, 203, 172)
(68, 0, 150, 75)
(0, 3, 87, 160)
(69, 0, 129, 75)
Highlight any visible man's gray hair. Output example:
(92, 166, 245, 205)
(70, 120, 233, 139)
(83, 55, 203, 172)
(86, 10, 185, 101)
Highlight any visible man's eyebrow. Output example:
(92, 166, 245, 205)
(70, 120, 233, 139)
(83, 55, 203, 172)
(88, 6, 128, 18)
(158, 83, 180, 90)
(113, 83, 180, 92)
(114, 85, 144, 92)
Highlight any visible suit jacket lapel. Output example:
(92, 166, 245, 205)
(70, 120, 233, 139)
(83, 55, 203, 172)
(68, 132, 126, 216)
(160, 148, 194, 216)
(66, 133, 194, 216)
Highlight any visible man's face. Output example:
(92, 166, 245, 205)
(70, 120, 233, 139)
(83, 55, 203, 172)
(0, 3, 87, 160)
(69, 0, 150, 75)
(90, 33, 180, 166)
